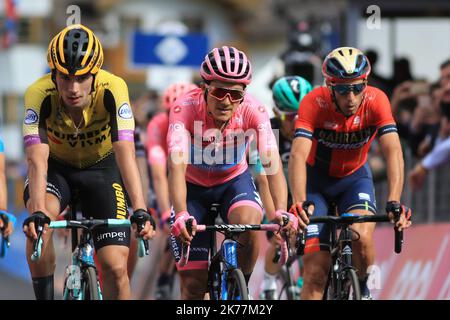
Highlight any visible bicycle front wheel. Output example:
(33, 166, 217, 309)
(343, 268, 361, 300)
(227, 268, 249, 300)
(83, 266, 101, 300)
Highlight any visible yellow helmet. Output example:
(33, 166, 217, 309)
(322, 47, 371, 84)
(47, 24, 103, 76)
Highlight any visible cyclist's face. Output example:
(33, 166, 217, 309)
(55, 71, 93, 108)
(205, 80, 245, 125)
(331, 79, 367, 116)
(274, 108, 297, 140)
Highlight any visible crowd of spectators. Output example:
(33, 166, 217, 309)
(366, 50, 450, 191)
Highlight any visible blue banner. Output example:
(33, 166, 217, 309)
(131, 32, 209, 67)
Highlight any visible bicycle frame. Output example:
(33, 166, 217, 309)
(208, 231, 241, 300)
(192, 223, 284, 300)
(306, 213, 403, 300)
(327, 222, 358, 300)
(63, 228, 101, 300)
(50, 218, 131, 300)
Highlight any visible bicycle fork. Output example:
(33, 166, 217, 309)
(335, 227, 356, 299)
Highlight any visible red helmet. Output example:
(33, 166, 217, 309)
(200, 46, 252, 85)
(162, 82, 198, 110)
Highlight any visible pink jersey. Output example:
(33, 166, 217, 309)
(146, 112, 169, 165)
(167, 88, 278, 187)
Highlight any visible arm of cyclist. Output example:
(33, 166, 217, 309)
(262, 155, 298, 233)
(253, 172, 284, 243)
(379, 132, 411, 231)
(0, 212, 16, 238)
(167, 104, 197, 245)
(113, 140, 155, 240)
(408, 136, 450, 191)
(249, 102, 298, 233)
(288, 137, 314, 230)
(168, 155, 196, 245)
(0, 151, 14, 238)
(22, 144, 52, 240)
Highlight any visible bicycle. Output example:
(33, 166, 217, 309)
(272, 234, 302, 300)
(177, 205, 289, 300)
(30, 205, 149, 300)
(299, 212, 405, 300)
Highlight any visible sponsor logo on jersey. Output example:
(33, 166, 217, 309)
(316, 97, 328, 109)
(168, 123, 185, 132)
(324, 121, 338, 130)
(353, 116, 361, 126)
(24, 109, 38, 125)
(118, 103, 133, 119)
(358, 192, 371, 201)
(257, 123, 268, 131)
(174, 106, 182, 113)
(97, 231, 127, 242)
(315, 126, 376, 149)
(307, 224, 319, 236)
(47, 134, 62, 145)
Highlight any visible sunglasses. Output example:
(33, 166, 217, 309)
(332, 83, 366, 95)
(207, 86, 245, 102)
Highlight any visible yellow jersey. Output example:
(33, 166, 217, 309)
(23, 69, 135, 169)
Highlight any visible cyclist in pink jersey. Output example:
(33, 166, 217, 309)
(168, 46, 300, 299)
(146, 82, 198, 299)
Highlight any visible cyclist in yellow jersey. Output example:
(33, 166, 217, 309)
(21, 24, 156, 300)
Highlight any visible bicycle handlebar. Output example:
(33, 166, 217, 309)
(31, 219, 134, 262)
(50, 219, 131, 229)
(177, 223, 289, 268)
(196, 223, 282, 232)
(308, 213, 404, 254)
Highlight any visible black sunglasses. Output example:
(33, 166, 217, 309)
(332, 83, 367, 95)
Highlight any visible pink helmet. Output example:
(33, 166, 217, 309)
(162, 82, 198, 110)
(200, 46, 252, 85)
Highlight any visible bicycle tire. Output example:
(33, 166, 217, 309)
(342, 268, 361, 300)
(279, 265, 299, 300)
(323, 269, 335, 300)
(83, 266, 101, 300)
(227, 268, 249, 300)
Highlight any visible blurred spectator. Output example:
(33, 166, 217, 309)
(390, 78, 439, 157)
(413, 83, 443, 157)
(391, 57, 414, 88)
(390, 81, 420, 141)
(437, 59, 450, 141)
(366, 49, 393, 96)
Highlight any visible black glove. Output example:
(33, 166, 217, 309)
(385, 201, 412, 221)
(130, 208, 156, 231)
(22, 211, 51, 231)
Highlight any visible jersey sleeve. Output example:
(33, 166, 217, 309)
(103, 75, 135, 142)
(146, 115, 167, 165)
(22, 81, 52, 147)
(294, 91, 318, 140)
(167, 101, 192, 156)
(370, 88, 398, 137)
(422, 136, 450, 170)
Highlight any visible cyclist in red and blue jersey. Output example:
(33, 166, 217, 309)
(168, 46, 300, 299)
(288, 47, 412, 300)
